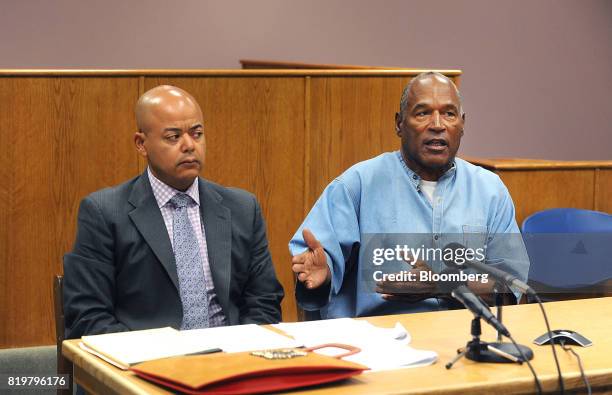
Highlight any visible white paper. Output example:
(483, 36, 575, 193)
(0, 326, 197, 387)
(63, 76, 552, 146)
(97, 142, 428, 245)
(179, 324, 301, 353)
(81, 327, 220, 369)
(274, 319, 437, 371)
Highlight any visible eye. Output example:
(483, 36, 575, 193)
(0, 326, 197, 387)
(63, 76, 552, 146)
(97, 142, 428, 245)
(192, 131, 204, 139)
(165, 134, 179, 142)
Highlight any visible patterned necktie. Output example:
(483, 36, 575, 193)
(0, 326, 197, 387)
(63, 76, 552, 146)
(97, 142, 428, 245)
(170, 193, 209, 329)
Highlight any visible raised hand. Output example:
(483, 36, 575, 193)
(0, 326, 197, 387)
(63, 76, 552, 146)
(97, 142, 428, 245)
(291, 228, 330, 290)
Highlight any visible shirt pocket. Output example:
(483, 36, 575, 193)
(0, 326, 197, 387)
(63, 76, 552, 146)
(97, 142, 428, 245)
(462, 224, 488, 255)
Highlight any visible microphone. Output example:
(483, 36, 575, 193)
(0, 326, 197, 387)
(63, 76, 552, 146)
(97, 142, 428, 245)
(442, 242, 533, 294)
(451, 285, 511, 337)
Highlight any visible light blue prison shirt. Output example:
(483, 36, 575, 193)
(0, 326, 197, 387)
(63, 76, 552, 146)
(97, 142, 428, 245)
(289, 151, 529, 319)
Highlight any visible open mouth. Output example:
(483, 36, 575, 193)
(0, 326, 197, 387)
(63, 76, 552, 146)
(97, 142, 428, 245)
(424, 138, 448, 147)
(424, 139, 448, 151)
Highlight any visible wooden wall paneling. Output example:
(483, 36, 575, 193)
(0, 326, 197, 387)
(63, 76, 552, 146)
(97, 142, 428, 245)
(307, 76, 412, 206)
(0, 77, 140, 348)
(0, 70, 463, 347)
(137, 76, 148, 173)
(143, 77, 305, 322)
(0, 80, 11, 347)
(595, 169, 612, 214)
(466, 158, 612, 223)
(496, 170, 596, 226)
(303, 77, 311, 219)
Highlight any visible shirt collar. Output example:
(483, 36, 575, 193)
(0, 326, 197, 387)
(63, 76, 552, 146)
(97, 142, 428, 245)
(147, 167, 200, 208)
(395, 150, 457, 188)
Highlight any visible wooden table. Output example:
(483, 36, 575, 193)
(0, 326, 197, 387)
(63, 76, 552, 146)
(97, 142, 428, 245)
(63, 297, 612, 394)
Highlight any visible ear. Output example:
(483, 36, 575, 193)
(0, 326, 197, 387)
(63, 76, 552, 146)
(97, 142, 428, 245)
(394, 112, 402, 136)
(134, 131, 147, 157)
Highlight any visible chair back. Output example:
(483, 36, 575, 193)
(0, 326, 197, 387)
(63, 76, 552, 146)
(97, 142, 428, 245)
(522, 207, 612, 233)
(521, 208, 612, 296)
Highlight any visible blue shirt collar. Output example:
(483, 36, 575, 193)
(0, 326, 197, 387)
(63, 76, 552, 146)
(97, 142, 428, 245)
(395, 150, 456, 188)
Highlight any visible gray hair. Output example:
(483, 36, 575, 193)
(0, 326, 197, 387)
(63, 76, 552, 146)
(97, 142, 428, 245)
(399, 71, 464, 119)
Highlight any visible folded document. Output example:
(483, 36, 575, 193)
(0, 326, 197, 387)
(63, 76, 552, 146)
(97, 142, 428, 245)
(80, 324, 300, 370)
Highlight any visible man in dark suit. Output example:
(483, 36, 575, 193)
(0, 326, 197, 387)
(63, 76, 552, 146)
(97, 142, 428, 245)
(63, 85, 284, 339)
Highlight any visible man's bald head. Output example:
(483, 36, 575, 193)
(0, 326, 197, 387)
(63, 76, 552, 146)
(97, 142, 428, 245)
(399, 72, 463, 121)
(133, 85, 206, 191)
(135, 85, 203, 134)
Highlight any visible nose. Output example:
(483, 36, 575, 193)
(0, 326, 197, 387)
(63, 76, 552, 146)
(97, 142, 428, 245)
(180, 133, 195, 152)
(429, 111, 445, 132)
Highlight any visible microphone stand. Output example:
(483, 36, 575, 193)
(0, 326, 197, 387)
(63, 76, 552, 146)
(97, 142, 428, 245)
(437, 265, 534, 366)
(496, 290, 504, 342)
(446, 285, 534, 368)
(446, 317, 524, 369)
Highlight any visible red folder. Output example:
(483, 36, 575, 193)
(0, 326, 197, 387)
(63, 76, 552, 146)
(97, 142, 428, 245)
(130, 344, 367, 395)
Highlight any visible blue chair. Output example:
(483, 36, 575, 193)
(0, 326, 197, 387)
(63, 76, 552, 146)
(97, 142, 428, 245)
(522, 208, 612, 299)
(523, 208, 612, 233)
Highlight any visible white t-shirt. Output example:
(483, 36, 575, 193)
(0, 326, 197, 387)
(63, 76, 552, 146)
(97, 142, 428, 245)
(419, 180, 437, 204)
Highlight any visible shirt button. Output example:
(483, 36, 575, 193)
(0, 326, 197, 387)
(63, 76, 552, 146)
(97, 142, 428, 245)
(413, 175, 418, 180)
(434, 235, 439, 240)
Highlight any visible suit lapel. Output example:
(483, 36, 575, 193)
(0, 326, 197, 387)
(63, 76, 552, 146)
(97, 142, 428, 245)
(199, 179, 232, 315)
(128, 173, 179, 291)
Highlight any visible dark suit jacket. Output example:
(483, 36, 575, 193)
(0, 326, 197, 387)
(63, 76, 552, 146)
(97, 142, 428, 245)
(63, 173, 284, 339)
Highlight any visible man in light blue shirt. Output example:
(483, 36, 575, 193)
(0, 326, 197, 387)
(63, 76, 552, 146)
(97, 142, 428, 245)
(289, 72, 529, 319)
